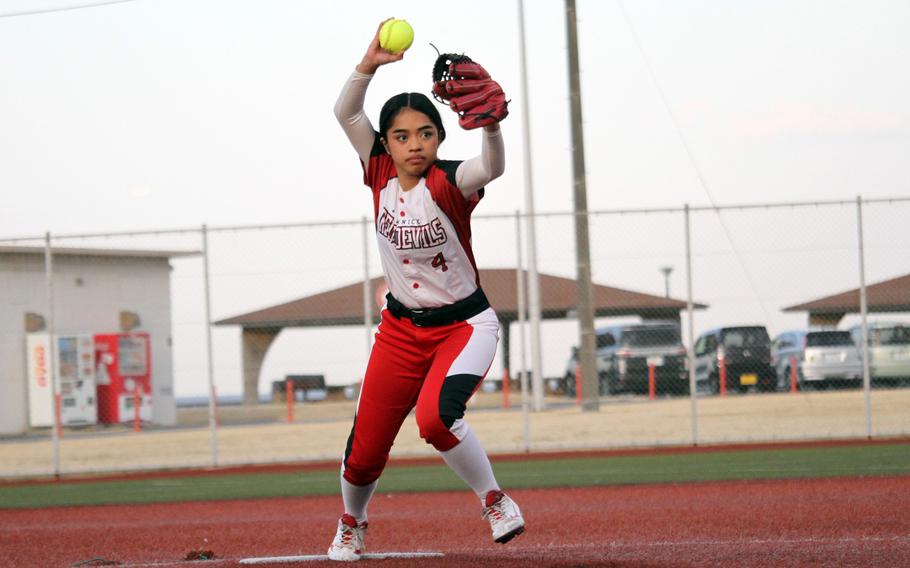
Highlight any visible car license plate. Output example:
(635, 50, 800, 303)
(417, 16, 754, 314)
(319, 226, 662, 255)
(646, 356, 665, 367)
(740, 373, 757, 386)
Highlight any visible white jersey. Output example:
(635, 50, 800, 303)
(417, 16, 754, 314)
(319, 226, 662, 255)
(334, 72, 505, 309)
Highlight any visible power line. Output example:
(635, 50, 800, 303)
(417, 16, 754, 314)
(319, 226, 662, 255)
(0, 0, 139, 18)
(617, 0, 773, 323)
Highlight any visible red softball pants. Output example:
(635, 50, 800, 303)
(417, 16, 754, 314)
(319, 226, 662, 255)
(341, 306, 500, 487)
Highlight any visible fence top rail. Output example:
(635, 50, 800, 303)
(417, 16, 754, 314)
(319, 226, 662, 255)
(1, 195, 908, 243)
(0, 218, 367, 243)
(563, 196, 910, 218)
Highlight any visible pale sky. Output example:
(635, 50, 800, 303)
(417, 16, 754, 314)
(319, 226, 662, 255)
(3, 0, 908, 235)
(2, 0, 909, 395)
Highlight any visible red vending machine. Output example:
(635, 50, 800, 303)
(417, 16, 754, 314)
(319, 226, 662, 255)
(94, 332, 153, 424)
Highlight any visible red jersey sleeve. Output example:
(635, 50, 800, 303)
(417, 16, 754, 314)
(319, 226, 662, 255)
(430, 160, 485, 218)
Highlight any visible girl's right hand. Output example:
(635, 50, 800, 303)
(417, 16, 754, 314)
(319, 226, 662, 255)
(356, 19, 405, 75)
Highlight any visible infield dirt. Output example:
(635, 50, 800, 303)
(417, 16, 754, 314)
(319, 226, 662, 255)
(2, 476, 908, 567)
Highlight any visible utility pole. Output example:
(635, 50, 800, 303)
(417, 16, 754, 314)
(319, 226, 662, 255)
(565, 0, 598, 411)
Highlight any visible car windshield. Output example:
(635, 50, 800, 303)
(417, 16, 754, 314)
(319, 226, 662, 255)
(806, 331, 853, 347)
(722, 328, 769, 347)
(621, 328, 681, 347)
(870, 326, 910, 346)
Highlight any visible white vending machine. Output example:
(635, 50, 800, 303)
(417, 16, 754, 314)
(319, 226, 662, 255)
(26, 334, 98, 427)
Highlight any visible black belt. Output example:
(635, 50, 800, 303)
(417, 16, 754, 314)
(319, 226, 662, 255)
(385, 288, 490, 327)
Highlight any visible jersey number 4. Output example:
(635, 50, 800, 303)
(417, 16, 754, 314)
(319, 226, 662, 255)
(431, 252, 449, 272)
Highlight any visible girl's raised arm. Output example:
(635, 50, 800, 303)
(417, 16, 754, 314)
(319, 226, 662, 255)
(455, 124, 505, 198)
(333, 20, 405, 167)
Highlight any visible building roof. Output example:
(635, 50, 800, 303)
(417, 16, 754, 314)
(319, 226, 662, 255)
(783, 272, 910, 314)
(0, 245, 199, 259)
(215, 268, 708, 328)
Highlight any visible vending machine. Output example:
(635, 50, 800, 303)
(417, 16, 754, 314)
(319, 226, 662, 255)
(94, 332, 153, 424)
(26, 334, 98, 427)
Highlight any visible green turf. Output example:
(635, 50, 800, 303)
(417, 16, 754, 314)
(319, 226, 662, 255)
(1, 443, 907, 509)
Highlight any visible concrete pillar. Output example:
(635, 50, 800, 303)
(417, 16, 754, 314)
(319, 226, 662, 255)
(500, 318, 511, 374)
(241, 327, 280, 405)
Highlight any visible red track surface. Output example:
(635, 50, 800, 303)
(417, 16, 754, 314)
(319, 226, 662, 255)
(2, 477, 909, 567)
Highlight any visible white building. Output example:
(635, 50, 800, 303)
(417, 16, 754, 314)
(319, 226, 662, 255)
(0, 246, 190, 435)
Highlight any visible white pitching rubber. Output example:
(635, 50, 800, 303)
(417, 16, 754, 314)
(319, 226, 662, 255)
(240, 552, 444, 564)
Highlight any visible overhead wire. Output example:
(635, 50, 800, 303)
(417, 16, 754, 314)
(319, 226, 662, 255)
(616, 0, 773, 322)
(0, 0, 139, 18)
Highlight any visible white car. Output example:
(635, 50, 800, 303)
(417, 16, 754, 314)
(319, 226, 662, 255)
(800, 331, 863, 388)
(849, 323, 910, 385)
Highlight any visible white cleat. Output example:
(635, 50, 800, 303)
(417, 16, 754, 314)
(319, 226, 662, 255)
(482, 490, 525, 544)
(327, 513, 368, 562)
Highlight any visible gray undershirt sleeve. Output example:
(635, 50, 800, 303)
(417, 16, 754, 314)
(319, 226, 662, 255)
(334, 71, 377, 171)
(456, 128, 505, 198)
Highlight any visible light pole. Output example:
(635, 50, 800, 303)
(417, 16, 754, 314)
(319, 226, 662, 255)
(660, 266, 673, 298)
(516, 0, 545, 412)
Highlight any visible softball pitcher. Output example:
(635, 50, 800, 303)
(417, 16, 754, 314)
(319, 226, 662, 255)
(326, 21, 524, 562)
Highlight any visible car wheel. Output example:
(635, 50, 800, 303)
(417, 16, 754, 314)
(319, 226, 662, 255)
(600, 371, 617, 395)
(760, 371, 777, 392)
(709, 372, 720, 395)
(791, 368, 810, 391)
(564, 373, 576, 398)
(677, 379, 691, 396)
(784, 366, 796, 391)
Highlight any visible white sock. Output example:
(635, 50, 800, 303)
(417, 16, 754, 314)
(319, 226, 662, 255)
(439, 425, 500, 500)
(340, 475, 377, 523)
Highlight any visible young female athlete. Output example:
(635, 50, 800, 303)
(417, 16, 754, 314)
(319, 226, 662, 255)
(327, 21, 524, 561)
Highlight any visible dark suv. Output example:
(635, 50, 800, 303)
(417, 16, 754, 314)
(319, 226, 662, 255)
(694, 326, 776, 393)
(563, 322, 688, 396)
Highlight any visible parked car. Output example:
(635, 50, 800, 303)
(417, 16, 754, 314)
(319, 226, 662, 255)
(773, 330, 863, 390)
(771, 330, 807, 390)
(849, 322, 910, 385)
(802, 330, 864, 388)
(694, 326, 776, 393)
(563, 322, 688, 396)
(798, 330, 863, 389)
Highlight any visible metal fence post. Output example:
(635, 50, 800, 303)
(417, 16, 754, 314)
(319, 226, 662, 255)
(44, 232, 61, 477)
(856, 196, 872, 439)
(684, 205, 699, 445)
(515, 211, 531, 452)
(201, 224, 218, 466)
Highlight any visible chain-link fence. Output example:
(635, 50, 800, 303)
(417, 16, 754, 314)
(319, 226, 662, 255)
(2, 197, 909, 477)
